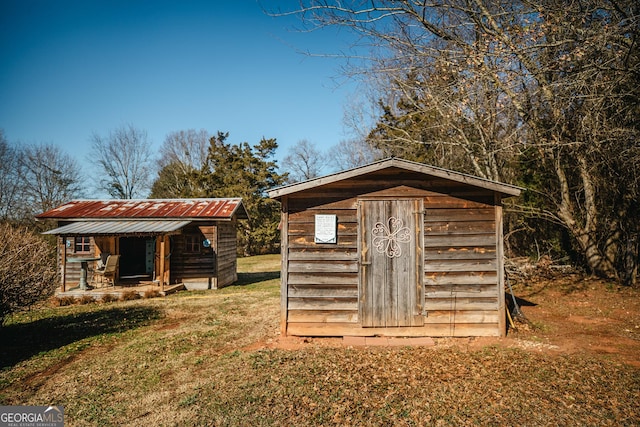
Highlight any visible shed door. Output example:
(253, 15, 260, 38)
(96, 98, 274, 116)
(360, 199, 424, 327)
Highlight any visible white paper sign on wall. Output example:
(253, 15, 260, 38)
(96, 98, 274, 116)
(315, 214, 337, 244)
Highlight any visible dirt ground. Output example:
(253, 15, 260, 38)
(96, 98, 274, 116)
(503, 272, 640, 367)
(266, 270, 640, 368)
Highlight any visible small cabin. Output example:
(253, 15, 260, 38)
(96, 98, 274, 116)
(36, 198, 248, 292)
(268, 158, 522, 338)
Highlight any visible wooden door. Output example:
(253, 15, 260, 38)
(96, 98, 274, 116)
(360, 199, 424, 327)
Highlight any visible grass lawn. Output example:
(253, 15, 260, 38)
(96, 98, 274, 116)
(1, 254, 638, 426)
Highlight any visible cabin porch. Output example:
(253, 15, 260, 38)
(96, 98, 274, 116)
(55, 279, 185, 301)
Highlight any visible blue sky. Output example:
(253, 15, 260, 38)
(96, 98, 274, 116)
(0, 1, 362, 176)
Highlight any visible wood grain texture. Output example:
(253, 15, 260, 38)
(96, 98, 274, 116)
(278, 167, 507, 337)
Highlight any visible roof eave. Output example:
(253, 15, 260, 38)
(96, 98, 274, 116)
(268, 158, 523, 199)
(228, 201, 250, 221)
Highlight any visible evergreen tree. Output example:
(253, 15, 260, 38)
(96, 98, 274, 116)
(201, 132, 286, 255)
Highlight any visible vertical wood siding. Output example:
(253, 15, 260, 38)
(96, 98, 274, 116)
(360, 199, 424, 328)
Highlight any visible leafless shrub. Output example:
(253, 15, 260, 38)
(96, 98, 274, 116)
(0, 222, 57, 325)
(77, 295, 95, 305)
(101, 294, 119, 304)
(57, 296, 76, 307)
(120, 290, 141, 301)
(143, 289, 161, 299)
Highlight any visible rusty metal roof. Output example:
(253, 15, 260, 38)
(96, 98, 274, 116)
(36, 198, 248, 220)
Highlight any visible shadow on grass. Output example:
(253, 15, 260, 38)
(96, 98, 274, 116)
(234, 271, 280, 287)
(0, 305, 161, 368)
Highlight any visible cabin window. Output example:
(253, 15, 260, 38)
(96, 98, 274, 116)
(74, 236, 91, 253)
(185, 235, 201, 253)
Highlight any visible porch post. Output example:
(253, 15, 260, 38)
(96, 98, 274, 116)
(159, 236, 166, 291)
(61, 235, 67, 292)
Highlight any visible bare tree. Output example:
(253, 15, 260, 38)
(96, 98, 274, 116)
(281, 139, 326, 183)
(0, 131, 22, 221)
(151, 129, 210, 198)
(90, 124, 154, 199)
(158, 129, 209, 171)
(18, 143, 83, 222)
(330, 137, 382, 171)
(274, 0, 640, 283)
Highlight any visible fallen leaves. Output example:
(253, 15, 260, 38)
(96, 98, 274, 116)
(1, 257, 639, 426)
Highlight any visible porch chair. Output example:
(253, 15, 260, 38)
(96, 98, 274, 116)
(93, 254, 120, 287)
(96, 252, 109, 270)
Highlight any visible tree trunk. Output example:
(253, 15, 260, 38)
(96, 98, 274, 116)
(623, 234, 638, 287)
(553, 151, 618, 280)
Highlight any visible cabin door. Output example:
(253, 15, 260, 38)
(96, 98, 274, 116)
(360, 199, 424, 327)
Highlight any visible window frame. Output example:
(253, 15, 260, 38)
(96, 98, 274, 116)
(74, 236, 91, 253)
(184, 234, 201, 253)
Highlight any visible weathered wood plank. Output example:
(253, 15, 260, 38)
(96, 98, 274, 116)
(422, 310, 500, 324)
(423, 196, 492, 209)
(308, 172, 500, 194)
(424, 233, 496, 248)
(424, 209, 495, 222)
(368, 200, 386, 327)
(495, 197, 506, 337)
(288, 286, 358, 298)
(288, 297, 358, 311)
(280, 198, 289, 335)
(288, 193, 495, 215)
(288, 273, 358, 286)
(424, 247, 496, 260)
(287, 310, 359, 323)
(286, 322, 501, 337)
(288, 222, 357, 236)
(423, 298, 498, 311)
(288, 198, 357, 211)
(288, 261, 359, 274)
(424, 259, 497, 272)
(424, 272, 498, 286)
(359, 198, 424, 328)
(288, 251, 358, 261)
(358, 185, 440, 198)
(424, 288, 497, 299)
(424, 283, 497, 293)
(424, 220, 495, 234)
(289, 211, 358, 223)
(288, 234, 358, 248)
(361, 187, 493, 207)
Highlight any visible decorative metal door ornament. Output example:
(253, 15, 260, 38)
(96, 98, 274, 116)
(372, 216, 412, 258)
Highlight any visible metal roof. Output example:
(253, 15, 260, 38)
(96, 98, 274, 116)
(36, 198, 248, 220)
(42, 220, 192, 235)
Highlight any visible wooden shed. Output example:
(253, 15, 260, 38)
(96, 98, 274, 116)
(36, 198, 248, 292)
(268, 158, 522, 337)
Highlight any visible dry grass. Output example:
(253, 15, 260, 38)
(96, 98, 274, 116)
(0, 254, 638, 426)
